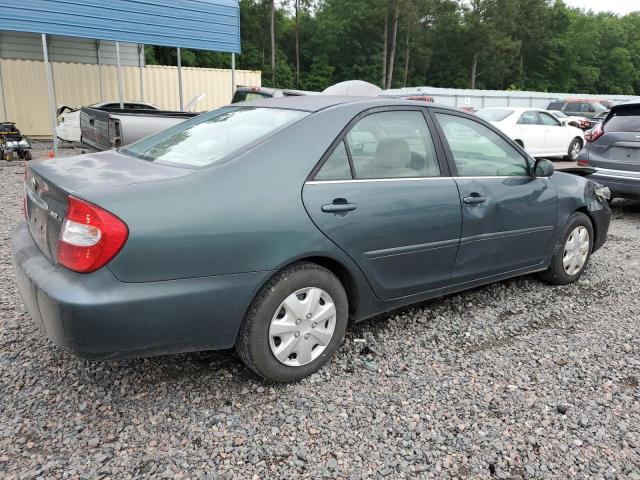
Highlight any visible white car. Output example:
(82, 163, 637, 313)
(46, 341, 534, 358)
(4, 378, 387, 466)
(476, 107, 585, 160)
(56, 101, 160, 143)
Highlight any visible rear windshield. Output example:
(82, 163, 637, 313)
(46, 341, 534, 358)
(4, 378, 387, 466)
(476, 109, 513, 122)
(605, 108, 640, 132)
(122, 107, 307, 167)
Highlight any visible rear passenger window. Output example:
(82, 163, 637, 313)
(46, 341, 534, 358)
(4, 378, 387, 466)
(315, 141, 352, 180)
(345, 111, 440, 179)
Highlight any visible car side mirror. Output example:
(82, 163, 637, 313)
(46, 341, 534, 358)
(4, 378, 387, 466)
(534, 158, 554, 177)
(560, 120, 568, 127)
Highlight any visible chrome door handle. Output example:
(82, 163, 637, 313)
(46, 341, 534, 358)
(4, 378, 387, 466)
(463, 195, 486, 204)
(321, 203, 357, 213)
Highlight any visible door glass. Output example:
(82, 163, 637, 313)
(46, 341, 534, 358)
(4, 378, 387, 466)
(314, 141, 353, 180)
(565, 103, 580, 113)
(345, 111, 440, 179)
(539, 112, 561, 126)
(435, 113, 530, 177)
(517, 111, 539, 125)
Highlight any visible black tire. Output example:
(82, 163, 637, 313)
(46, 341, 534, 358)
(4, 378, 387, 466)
(539, 212, 593, 285)
(236, 261, 348, 382)
(567, 138, 582, 161)
(24, 150, 32, 161)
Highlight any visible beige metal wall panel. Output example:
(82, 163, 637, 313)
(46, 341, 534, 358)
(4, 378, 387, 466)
(0, 58, 261, 136)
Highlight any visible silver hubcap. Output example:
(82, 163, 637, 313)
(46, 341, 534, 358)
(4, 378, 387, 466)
(570, 141, 581, 160)
(269, 287, 337, 367)
(563, 226, 589, 275)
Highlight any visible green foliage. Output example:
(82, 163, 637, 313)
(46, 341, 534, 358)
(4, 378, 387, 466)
(145, 0, 640, 95)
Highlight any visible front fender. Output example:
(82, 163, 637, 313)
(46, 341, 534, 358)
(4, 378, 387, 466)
(549, 171, 611, 252)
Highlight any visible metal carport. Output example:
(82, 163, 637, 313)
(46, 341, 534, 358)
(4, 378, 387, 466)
(0, 0, 241, 154)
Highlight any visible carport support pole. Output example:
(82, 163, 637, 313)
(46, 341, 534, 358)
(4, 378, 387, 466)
(177, 47, 184, 111)
(41, 34, 58, 156)
(0, 59, 7, 122)
(231, 53, 236, 100)
(96, 40, 104, 102)
(116, 42, 124, 109)
(138, 44, 145, 101)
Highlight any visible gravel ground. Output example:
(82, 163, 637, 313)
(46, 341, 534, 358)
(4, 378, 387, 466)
(0, 158, 639, 479)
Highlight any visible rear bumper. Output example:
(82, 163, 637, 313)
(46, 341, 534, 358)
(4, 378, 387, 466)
(11, 222, 271, 359)
(588, 168, 640, 199)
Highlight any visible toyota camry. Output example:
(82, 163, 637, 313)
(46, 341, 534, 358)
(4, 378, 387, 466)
(12, 96, 611, 382)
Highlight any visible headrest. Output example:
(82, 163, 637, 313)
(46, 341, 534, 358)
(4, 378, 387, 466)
(373, 138, 411, 169)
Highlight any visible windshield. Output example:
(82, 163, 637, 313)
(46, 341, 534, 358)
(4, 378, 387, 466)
(122, 107, 307, 167)
(476, 109, 514, 122)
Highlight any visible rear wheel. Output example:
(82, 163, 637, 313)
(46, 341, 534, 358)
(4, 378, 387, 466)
(236, 262, 348, 382)
(540, 212, 593, 285)
(567, 138, 582, 161)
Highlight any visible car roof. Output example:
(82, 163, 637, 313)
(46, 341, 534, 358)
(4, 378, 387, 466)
(235, 95, 461, 113)
(609, 99, 640, 115)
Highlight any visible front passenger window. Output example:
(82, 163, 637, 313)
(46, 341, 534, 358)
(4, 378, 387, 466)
(435, 113, 530, 177)
(539, 112, 561, 126)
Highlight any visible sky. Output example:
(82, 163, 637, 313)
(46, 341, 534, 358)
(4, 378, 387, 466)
(562, 0, 640, 15)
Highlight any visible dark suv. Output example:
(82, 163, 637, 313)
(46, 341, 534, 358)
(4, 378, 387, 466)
(547, 100, 609, 119)
(578, 100, 640, 200)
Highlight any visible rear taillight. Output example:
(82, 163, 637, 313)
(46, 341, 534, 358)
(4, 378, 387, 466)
(57, 196, 128, 273)
(584, 124, 603, 142)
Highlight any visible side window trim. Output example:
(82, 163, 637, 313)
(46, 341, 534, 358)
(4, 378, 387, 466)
(428, 108, 533, 178)
(307, 106, 443, 182)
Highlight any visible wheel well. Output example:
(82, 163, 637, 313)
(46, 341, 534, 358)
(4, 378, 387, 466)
(573, 137, 583, 148)
(575, 207, 596, 251)
(301, 256, 358, 317)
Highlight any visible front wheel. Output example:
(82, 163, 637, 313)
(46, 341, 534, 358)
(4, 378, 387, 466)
(236, 262, 348, 382)
(539, 212, 593, 285)
(567, 138, 582, 161)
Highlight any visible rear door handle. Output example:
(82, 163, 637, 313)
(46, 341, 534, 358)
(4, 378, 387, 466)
(321, 203, 357, 213)
(463, 195, 487, 204)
